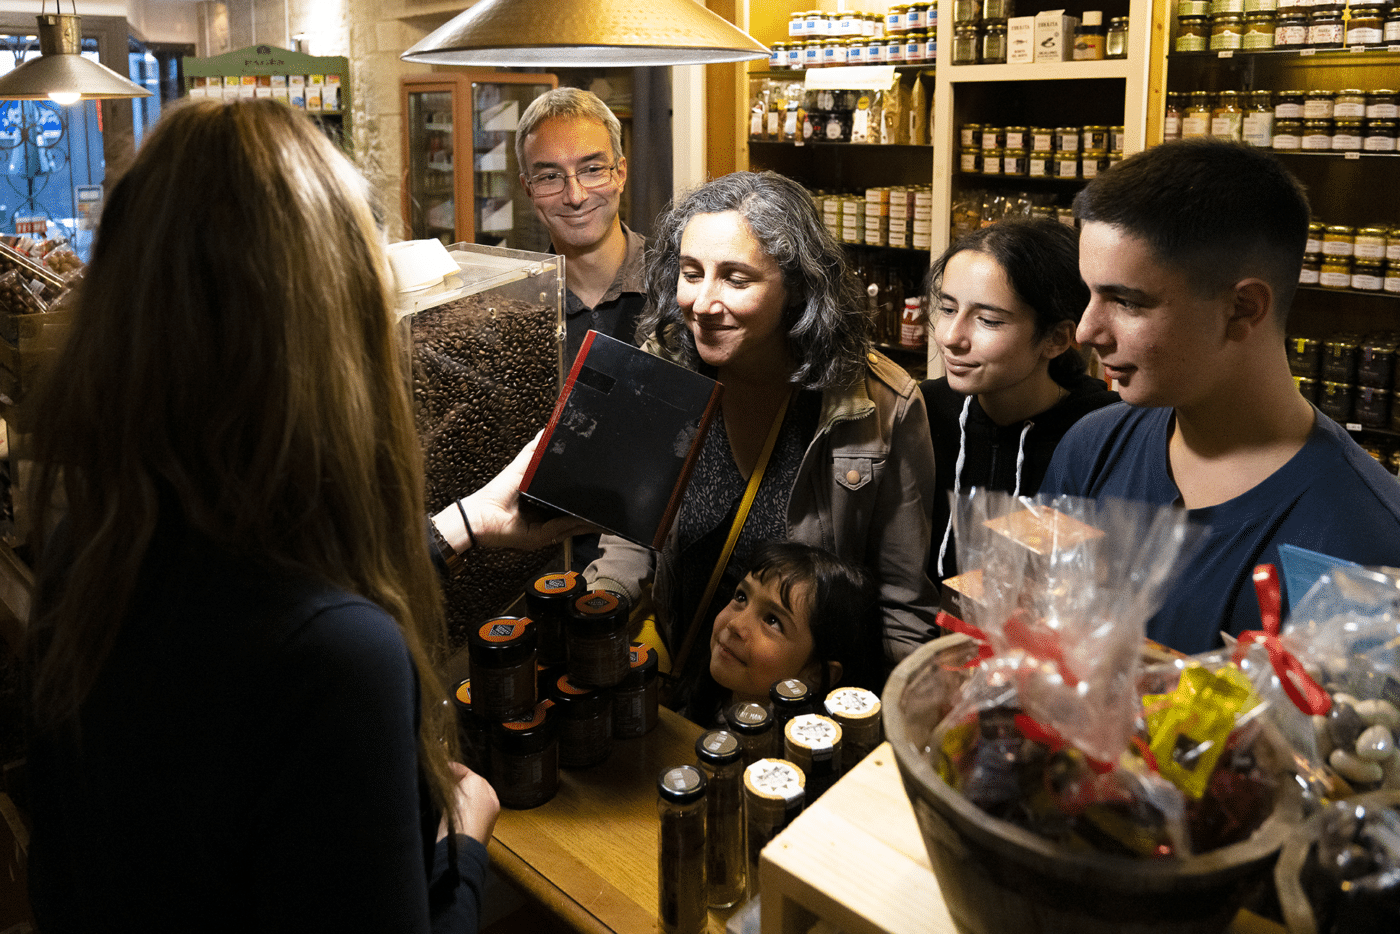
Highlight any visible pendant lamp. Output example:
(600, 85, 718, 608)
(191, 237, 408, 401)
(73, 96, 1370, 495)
(0, 9, 152, 104)
(400, 0, 770, 67)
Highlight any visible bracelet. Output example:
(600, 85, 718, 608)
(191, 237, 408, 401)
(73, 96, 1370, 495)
(429, 519, 464, 576)
(456, 499, 478, 550)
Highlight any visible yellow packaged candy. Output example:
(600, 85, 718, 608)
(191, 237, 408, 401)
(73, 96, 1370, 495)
(1143, 664, 1258, 800)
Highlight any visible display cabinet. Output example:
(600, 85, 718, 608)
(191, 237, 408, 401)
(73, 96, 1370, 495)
(400, 72, 557, 251)
(183, 45, 350, 148)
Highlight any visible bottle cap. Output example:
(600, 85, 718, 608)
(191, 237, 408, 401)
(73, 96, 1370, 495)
(1082, 11, 1103, 26)
(696, 730, 744, 767)
(658, 764, 707, 804)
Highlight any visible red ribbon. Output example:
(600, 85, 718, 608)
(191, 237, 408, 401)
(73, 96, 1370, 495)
(1233, 564, 1332, 716)
(936, 610, 995, 666)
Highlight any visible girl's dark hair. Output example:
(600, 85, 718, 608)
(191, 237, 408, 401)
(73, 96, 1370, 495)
(743, 540, 882, 697)
(924, 217, 1090, 382)
(638, 171, 871, 391)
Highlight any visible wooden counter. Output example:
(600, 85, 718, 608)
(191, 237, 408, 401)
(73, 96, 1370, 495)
(489, 705, 734, 934)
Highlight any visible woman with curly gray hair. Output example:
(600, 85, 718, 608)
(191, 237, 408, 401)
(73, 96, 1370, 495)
(586, 171, 938, 712)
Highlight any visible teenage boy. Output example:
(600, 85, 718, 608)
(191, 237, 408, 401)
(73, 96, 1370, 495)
(1042, 138, 1400, 654)
(516, 88, 645, 365)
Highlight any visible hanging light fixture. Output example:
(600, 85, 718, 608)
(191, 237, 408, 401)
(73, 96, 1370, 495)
(0, 5, 152, 104)
(400, 0, 770, 67)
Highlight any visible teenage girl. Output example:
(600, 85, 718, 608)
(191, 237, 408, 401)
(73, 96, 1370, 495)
(922, 217, 1119, 587)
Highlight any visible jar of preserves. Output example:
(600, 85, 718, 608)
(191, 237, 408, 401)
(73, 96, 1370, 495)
(1183, 91, 1214, 137)
(1367, 91, 1398, 120)
(1177, 14, 1210, 50)
(1322, 225, 1356, 257)
(982, 125, 1004, 149)
(1389, 227, 1400, 263)
(1106, 16, 1129, 57)
(1303, 90, 1335, 120)
(1081, 149, 1111, 178)
(846, 38, 866, 66)
(491, 701, 559, 809)
(1243, 90, 1274, 147)
(1387, 5, 1400, 43)
(1355, 227, 1388, 262)
(1003, 147, 1028, 175)
(802, 39, 823, 68)
(952, 0, 981, 26)
(1333, 90, 1367, 120)
(983, 0, 1013, 23)
(1322, 337, 1359, 381)
(1030, 126, 1055, 150)
(1318, 381, 1354, 423)
(1387, 261, 1400, 294)
(1332, 119, 1363, 150)
(1082, 125, 1110, 150)
(1209, 12, 1245, 48)
(1364, 119, 1398, 152)
(884, 33, 906, 62)
(1345, 0, 1386, 46)
(1296, 376, 1319, 404)
(951, 24, 978, 63)
(1354, 386, 1389, 430)
(1211, 91, 1245, 140)
(960, 146, 982, 173)
(1306, 221, 1325, 255)
(1243, 11, 1276, 46)
(1164, 93, 1186, 140)
(1274, 90, 1306, 119)
(1300, 119, 1333, 150)
(787, 43, 805, 69)
(982, 146, 1005, 175)
(1054, 125, 1081, 151)
(1307, 6, 1343, 48)
(788, 11, 806, 37)
(1288, 336, 1322, 377)
(1110, 125, 1127, 151)
(1028, 150, 1053, 177)
(1273, 11, 1309, 45)
(1272, 118, 1303, 149)
(468, 616, 539, 720)
(1298, 253, 1321, 284)
(1004, 126, 1030, 149)
(982, 23, 1008, 62)
(1055, 150, 1080, 178)
(865, 37, 885, 63)
(1319, 258, 1352, 289)
(906, 2, 931, 33)
(613, 642, 660, 739)
(961, 122, 983, 147)
(548, 671, 612, 770)
(820, 37, 845, 67)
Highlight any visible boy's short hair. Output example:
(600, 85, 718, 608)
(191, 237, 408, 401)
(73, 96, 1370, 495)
(1073, 138, 1310, 325)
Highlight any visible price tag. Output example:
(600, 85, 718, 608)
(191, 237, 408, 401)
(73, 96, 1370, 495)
(1350, 44, 1367, 53)
(1301, 48, 1317, 55)
(1218, 50, 1235, 58)
(1346, 422, 1363, 432)
(1345, 151, 1361, 160)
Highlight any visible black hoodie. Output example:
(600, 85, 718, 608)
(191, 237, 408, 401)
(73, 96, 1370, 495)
(921, 372, 1120, 585)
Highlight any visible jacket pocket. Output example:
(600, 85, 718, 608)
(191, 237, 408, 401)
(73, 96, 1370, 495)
(834, 456, 874, 491)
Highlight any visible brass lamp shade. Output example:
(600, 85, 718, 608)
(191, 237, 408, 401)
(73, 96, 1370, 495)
(0, 14, 152, 101)
(401, 0, 771, 67)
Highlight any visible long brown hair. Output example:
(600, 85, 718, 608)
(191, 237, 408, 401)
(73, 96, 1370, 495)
(27, 98, 458, 815)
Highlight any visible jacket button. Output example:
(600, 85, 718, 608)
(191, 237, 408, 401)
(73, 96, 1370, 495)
(846, 469, 861, 484)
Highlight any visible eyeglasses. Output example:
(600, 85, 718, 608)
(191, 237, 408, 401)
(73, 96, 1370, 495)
(526, 163, 618, 197)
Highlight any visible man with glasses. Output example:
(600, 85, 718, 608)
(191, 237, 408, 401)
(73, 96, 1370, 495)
(517, 88, 646, 366)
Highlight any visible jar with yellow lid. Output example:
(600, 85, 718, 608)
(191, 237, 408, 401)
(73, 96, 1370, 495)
(1306, 222, 1324, 255)
(1055, 150, 1080, 179)
(1211, 91, 1245, 141)
(865, 37, 886, 63)
(1346, 0, 1386, 46)
(1164, 93, 1186, 140)
(1332, 120, 1363, 151)
(846, 39, 866, 66)
(1274, 90, 1305, 119)
(1389, 227, 1400, 264)
(1110, 125, 1126, 151)
(961, 122, 983, 147)
(1209, 12, 1245, 49)
(1081, 150, 1111, 178)
(1002, 148, 1028, 176)
(1352, 262, 1384, 293)
(981, 24, 1007, 62)
(1386, 262, 1400, 294)
(1307, 6, 1343, 48)
(982, 126, 1005, 149)
(983, 147, 1005, 176)
(1322, 226, 1356, 257)
(1030, 127, 1055, 151)
(788, 11, 807, 37)
(1298, 254, 1321, 285)
(1243, 91, 1274, 147)
(1244, 0, 1277, 10)
(1319, 258, 1352, 289)
(1368, 91, 1398, 120)
(886, 5, 910, 33)
(1300, 120, 1333, 150)
(1183, 92, 1214, 138)
(906, 2, 932, 33)
(960, 147, 983, 173)
(1272, 118, 1302, 149)
(1386, 5, 1400, 43)
(1303, 91, 1334, 120)
(1274, 11, 1309, 45)
(1028, 151, 1053, 177)
(904, 30, 930, 63)
(1083, 125, 1110, 150)
(1242, 11, 1276, 47)
(1054, 126, 1081, 151)
(1287, 335, 1321, 377)
(1322, 337, 1360, 382)
(1364, 120, 1397, 152)
(1334, 91, 1367, 120)
(1355, 228, 1388, 262)
(1176, 14, 1210, 51)
(1178, 0, 1211, 15)
(1004, 126, 1030, 150)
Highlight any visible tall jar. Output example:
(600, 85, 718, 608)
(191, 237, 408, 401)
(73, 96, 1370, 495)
(724, 700, 775, 765)
(548, 671, 613, 769)
(525, 570, 585, 668)
(612, 642, 660, 739)
(490, 701, 559, 809)
(743, 759, 805, 898)
(657, 764, 708, 934)
(824, 686, 884, 766)
(1106, 16, 1129, 57)
(1183, 91, 1214, 137)
(1211, 90, 1245, 140)
(1164, 92, 1186, 141)
(695, 730, 747, 909)
(1243, 90, 1274, 147)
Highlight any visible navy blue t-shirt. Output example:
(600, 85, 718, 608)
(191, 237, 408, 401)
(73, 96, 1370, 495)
(1042, 403, 1400, 654)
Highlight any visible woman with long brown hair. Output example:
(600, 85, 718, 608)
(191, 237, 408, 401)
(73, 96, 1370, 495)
(23, 98, 582, 933)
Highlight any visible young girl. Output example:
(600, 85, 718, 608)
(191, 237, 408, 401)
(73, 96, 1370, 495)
(922, 217, 1119, 587)
(686, 540, 882, 725)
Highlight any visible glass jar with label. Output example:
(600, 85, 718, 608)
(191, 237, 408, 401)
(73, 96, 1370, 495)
(803, 39, 823, 68)
(1355, 227, 1389, 262)
(1387, 262, 1400, 294)
(1368, 91, 1398, 120)
(1365, 120, 1398, 152)
(1299, 254, 1321, 284)
(1386, 6, 1400, 43)
(1177, 14, 1210, 50)
(1211, 0, 1246, 13)
(1106, 16, 1129, 57)
(982, 146, 1005, 175)
(906, 2, 931, 33)
(952, 0, 981, 25)
(1110, 125, 1127, 151)
(1055, 150, 1080, 178)
(982, 23, 1008, 62)
(1003, 126, 1030, 150)
(1164, 93, 1186, 140)
(1183, 91, 1214, 137)
(1389, 227, 1400, 263)
(863, 37, 885, 63)
(982, 125, 1004, 149)
(983, 0, 1013, 23)
(1002, 147, 1028, 175)
(1319, 258, 1352, 289)
(1274, 11, 1309, 45)
(1211, 91, 1245, 140)
(1345, 0, 1387, 45)
(1272, 118, 1302, 149)
(1307, 6, 1343, 48)
(1306, 222, 1324, 255)
(1274, 90, 1305, 119)
(1054, 126, 1082, 151)
(1332, 119, 1363, 150)
(1028, 150, 1053, 177)
(1333, 90, 1367, 120)
(960, 146, 982, 173)
(847, 39, 866, 66)
(1243, 11, 1276, 46)
(1322, 225, 1356, 258)
(1209, 12, 1245, 48)
(1081, 150, 1111, 178)
(1303, 90, 1335, 120)
(961, 122, 983, 147)
(951, 24, 979, 63)
(1301, 120, 1334, 149)
(1243, 90, 1274, 147)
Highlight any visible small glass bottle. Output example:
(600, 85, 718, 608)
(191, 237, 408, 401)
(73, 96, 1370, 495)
(1074, 10, 1106, 59)
(725, 701, 776, 765)
(952, 23, 980, 63)
(695, 731, 747, 909)
(982, 23, 1008, 62)
(824, 686, 884, 766)
(657, 764, 708, 934)
(566, 589, 631, 687)
(1210, 90, 1245, 141)
(783, 713, 844, 803)
(1106, 16, 1129, 57)
(468, 616, 538, 719)
(548, 671, 613, 769)
(1164, 92, 1186, 141)
(1182, 91, 1214, 138)
(490, 700, 559, 809)
(1242, 90, 1274, 147)
(612, 642, 660, 739)
(743, 759, 805, 898)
